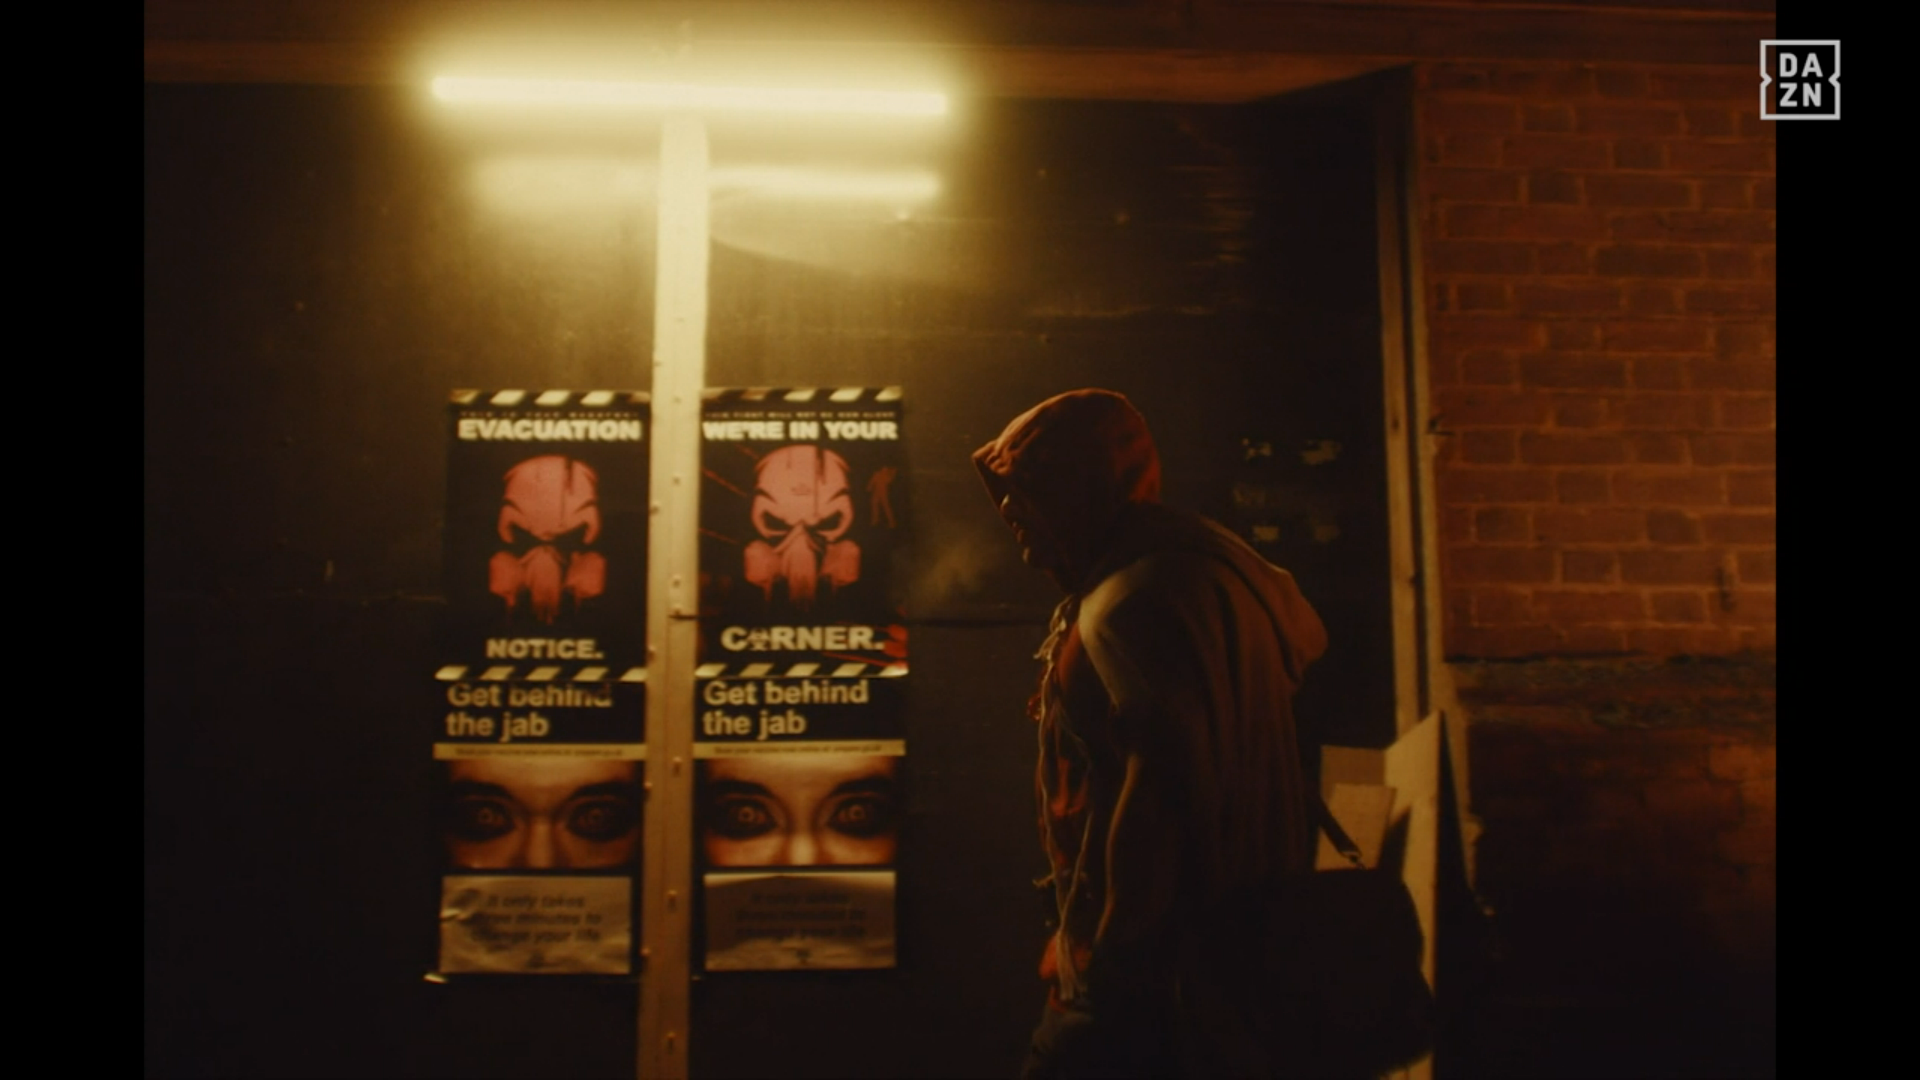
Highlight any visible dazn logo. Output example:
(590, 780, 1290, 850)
(1761, 40, 1840, 120)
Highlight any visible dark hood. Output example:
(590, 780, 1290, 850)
(976, 388, 1328, 683)
(973, 389, 1163, 591)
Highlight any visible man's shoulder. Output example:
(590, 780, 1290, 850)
(1106, 546, 1232, 595)
(1079, 547, 1259, 646)
(1088, 516, 1290, 606)
(1079, 510, 1323, 655)
(1076, 506, 1329, 702)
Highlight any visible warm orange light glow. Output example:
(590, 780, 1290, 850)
(710, 166, 940, 202)
(472, 158, 940, 215)
(473, 157, 655, 212)
(432, 76, 948, 118)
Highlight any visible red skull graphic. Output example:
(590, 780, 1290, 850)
(488, 455, 607, 623)
(744, 445, 861, 607)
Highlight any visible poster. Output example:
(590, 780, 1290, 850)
(702, 871, 896, 971)
(695, 387, 906, 971)
(433, 389, 649, 976)
(439, 875, 634, 975)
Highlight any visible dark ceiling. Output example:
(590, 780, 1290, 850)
(147, 0, 1777, 100)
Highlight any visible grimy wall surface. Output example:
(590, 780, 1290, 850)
(1416, 60, 1776, 1078)
(145, 78, 1397, 1078)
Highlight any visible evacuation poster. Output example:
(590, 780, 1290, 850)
(432, 389, 650, 975)
(694, 387, 907, 971)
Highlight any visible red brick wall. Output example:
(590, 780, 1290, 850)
(1416, 62, 1775, 660)
(1415, 62, 1776, 1074)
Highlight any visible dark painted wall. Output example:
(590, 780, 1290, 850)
(146, 77, 1395, 1079)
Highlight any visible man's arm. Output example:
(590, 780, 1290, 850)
(1096, 748, 1180, 951)
(1076, 558, 1216, 961)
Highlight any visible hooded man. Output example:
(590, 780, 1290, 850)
(975, 389, 1330, 1079)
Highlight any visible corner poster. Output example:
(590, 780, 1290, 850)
(694, 387, 906, 971)
(432, 389, 649, 975)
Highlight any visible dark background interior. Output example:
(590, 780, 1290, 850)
(146, 75, 1396, 1078)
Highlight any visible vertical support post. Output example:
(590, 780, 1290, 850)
(1376, 70, 1442, 1080)
(1376, 74, 1422, 740)
(639, 115, 708, 1080)
(1393, 69, 1477, 889)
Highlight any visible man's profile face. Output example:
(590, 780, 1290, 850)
(443, 759, 641, 869)
(998, 490, 1062, 574)
(700, 754, 900, 867)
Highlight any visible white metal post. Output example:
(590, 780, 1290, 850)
(639, 114, 708, 1080)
